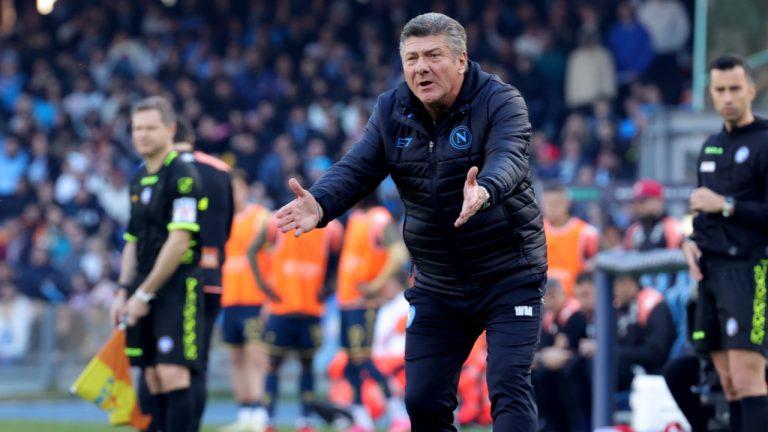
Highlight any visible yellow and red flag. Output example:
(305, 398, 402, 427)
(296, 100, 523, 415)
(70, 326, 151, 429)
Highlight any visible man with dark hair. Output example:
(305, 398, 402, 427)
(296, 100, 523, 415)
(533, 278, 587, 432)
(274, 12, 547, 431)
(683, 53, 768, 432)
(174, 117, 234, 431)
(613, 274, 676, 391)
(112, 96, 205, 432)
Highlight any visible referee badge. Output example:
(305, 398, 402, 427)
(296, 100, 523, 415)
(735, 146, 750, 164)
(726, 317, 738, 337)
(407, 305, 415, 329)
(158, 336, 174, 353)
(140, 187, 152, 204)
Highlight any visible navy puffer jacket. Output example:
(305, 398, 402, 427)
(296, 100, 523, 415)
(311, 61, 547, 296)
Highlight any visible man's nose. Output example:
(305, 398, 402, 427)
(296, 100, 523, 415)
(414, 57, 429, 74)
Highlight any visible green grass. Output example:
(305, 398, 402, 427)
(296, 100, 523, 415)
(0, 422, 340, 432)
(0, 423, 218, 432)
(0, 420, 492, 431)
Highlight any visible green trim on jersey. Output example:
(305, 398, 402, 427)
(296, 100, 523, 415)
(167, 222, 200, 232)
(140, 176, 159, 186)
(163, 150, 178, 166)
(123, 232, 138, 242)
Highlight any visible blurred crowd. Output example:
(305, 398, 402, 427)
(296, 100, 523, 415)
(0, 0, 693, 382)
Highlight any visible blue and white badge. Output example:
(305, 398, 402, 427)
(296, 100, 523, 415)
(141, 187, 152, 204)
(407, 305, 416, 329)
(735, 146, 750, 164)
(449, 126, 472, 150)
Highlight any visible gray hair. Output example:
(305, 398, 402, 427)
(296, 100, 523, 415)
(132, 96, 175, 125)
(399, 13, 467, 59)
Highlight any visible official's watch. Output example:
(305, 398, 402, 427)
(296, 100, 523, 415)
(135, 287, 156, 304)
(722, 196, 735, 218)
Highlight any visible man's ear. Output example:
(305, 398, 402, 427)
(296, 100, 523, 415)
(458, 52, 468, 74)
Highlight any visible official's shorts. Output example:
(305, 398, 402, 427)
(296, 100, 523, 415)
(125, 267, 205, 371)
(262, 313, 321, 358)
(340, 307, 378, 357)
(693, 257, 768, 355)
(199, 268, 223, 369)
(221, 305, 264, 345)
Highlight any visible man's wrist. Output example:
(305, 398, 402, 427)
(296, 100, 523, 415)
(315, 201, 324, 221)
(134, 287, 156, 304)
(479, 186, 490, 210)
(722, 196, 735, 217)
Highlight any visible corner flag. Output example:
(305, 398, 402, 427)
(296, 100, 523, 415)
(70, 326, 151, 429)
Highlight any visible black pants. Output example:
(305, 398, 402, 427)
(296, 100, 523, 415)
(403, 276, 544, 431)
(663, 355, 716, 432)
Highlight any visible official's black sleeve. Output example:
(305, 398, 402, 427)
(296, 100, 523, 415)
(310, 99, 389, 227)
(476, 87, 532, 208)
(618, 303, 676, 372)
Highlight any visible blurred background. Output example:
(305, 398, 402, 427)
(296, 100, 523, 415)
(0, 0, 766, 430)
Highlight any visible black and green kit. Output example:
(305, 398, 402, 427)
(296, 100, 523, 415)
(691, 118, 768, 355)
(123, 150, 207, 370)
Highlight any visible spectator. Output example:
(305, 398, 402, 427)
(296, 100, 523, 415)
(565, 29, 616, 111)
(607, 1, 655, 86)
(638, 0, 690, 104)
(0, 135, 29, 196)
(17, 247, 66, 302)
(614, 274, 676, 391)
(624, 179, 684, 251)
(0, 281, 35, 364)
(533, 279, 588, 432)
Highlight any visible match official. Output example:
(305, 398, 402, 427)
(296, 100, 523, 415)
(174, 118, 235, 432)
(112, 96, 205, 432)
(684, 54, 768, 432)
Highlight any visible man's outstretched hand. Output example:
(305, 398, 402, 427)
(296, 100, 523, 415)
(454, 166, 488, 228)
(275, 178, 323, 237)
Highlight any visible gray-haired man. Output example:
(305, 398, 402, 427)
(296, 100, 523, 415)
(275, 13, 547, 431)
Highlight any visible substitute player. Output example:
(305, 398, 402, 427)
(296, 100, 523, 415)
(336, 195, 410, 431)
(113, 96, 205, 432)
(249, 216, 343, 431)
(220, 170, 271, 432)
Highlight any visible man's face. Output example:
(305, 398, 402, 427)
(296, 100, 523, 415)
(632, 196, 663, 218)
(574, 280, 596, 314)
(710, 66, 755, 126)
(544, 287, 566, 313)
(541, 190, 570, 223)
(131, 110, 175, 158)
(613, 276, 638, 307)
(402, 35, 467, 112)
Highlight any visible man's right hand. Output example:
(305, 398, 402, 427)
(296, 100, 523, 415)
(111, 289, 127, 327)
(682, 239, 703, 281)
(275, 178, 322, 237)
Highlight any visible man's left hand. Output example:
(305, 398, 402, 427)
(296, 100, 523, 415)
(124, 294, 150, 326)
(690, 187, 725, 213)
(454, 166, 488, 228)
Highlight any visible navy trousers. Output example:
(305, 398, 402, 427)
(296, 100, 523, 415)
(404, 275, 544, 431)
